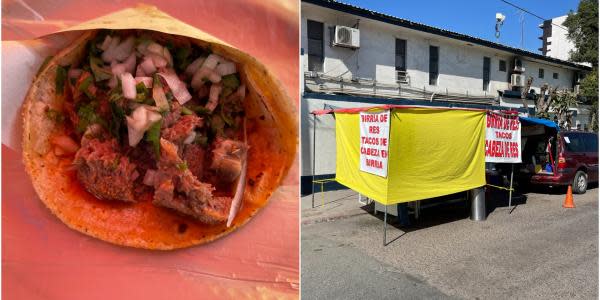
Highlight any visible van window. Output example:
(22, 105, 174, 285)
(564, 133, 586, 152)
(583, 133, 598, 152)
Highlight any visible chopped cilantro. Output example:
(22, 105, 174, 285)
(210, 115, 226, 137)
(188, 105, 210, 116)
(221, 86, 234, 99)
(220, 104, 234, 127)
(174, 46, 192, 72)
(76, 101, 105, 133)
(55, 65, 67, 95)
(181, 106, 194, 115)
(165, 91, 174, 101)
(145, 120, 162, 158)
(109, 101, 125, 140)
(135, 82, 149, 102)
(90, 56, 112, 82)
(176, 161, 188, 171)
(222, 74, 240, 90)
(78, 75, 95, 99)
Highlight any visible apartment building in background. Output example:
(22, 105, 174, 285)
(539, 15, 576, 62)
(300, 0, 592, 194)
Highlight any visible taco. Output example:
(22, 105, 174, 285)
(21, 29, 297, 250)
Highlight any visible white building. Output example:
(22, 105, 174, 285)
(539, 15, 576, 62)
(300, 0, 592, 194)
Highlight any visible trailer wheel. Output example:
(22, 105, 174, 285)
(572, 171, 588, 194)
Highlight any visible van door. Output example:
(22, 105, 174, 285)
(563, 132, 586, 176)
(583, 133, 599, 182)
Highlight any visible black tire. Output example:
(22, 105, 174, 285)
(572, 170, 588, 194)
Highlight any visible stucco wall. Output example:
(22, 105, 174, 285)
(301, 3, 578, 97)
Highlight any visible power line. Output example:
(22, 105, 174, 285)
(499, 0, 569, 31)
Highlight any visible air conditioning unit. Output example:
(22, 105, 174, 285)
(333, 26, 360, 48)
(511, 74, 525, 87)
(513, 57, 524, 72)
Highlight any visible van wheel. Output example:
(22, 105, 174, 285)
(572, 171, 588, 194)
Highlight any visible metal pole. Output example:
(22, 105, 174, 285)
(470, 187, 487, 221)
(311, 113, 316, 208)
(508, 164, 514, 213)
(383, 205, 388, 246)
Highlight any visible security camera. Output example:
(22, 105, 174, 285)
(496, 13, 506, 24)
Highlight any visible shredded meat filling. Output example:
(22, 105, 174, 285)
(152, 138, 230, 223)
(161, 114, 203, 145)
(74, 133, 139, 202)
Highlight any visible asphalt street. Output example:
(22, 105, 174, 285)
(301, 187, 598, 299)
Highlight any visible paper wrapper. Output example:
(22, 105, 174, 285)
(3, 3, 298, 299)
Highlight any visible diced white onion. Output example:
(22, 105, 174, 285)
(147, 110, 162, 123)
(163, 47, 173, 67)
(237, 84, 246, 100)
(201, 54, 221, 70)
(101, 36, 121, 62)
(191, 67, 221, 89)
(126, 106, 163, 147)
(207, 70, 222, 83)
(123, 53, 136, 74)
(146, 53, 167, 68)
(146, 42, 163, 55)
(136, 40, 151, 55)
(140, 57, 157, 75)
(111, 63, 126, 76)
(185, 57, 205, 76)
(158, 69, 192, 105)
(215, 61, 236, 76)
(135, 64, 146, 77)
(152, 80, 170, 111)
(206, 83, 223, 112)
(135, 76, 153, 88)
(143, 170, 157, 186)
(112, 36, 135, 62)
(100, 35, 112, 51)
(183, 131, 196, 144)
(120, 72, 137, 100)
(126, 116, 146, 146)
(227, 121, 248, 227)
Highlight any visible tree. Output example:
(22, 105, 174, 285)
(564, 0, 598, 132)
(551, 91, 578, 129)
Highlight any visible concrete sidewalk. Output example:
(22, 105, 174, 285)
(302, 187, 599, 299)
(301, 189, 372, 225)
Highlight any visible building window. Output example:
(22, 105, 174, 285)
(395, 39, 407, 82)
(553, 72, 559, 79)
(539, 68, 544, 79)
(307, 20, 324, 72)
(429, 46, 439, 85)
(483, 57, 490, 91)
(499, 60, 506, 72)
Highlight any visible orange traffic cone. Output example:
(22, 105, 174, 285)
(563, 185, 575, 208)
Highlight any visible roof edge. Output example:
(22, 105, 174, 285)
(303, 0, 592, 71)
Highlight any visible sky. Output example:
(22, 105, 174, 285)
(341, 0, 580, 54)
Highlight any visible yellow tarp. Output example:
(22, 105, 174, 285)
(335, 107, 486, 205)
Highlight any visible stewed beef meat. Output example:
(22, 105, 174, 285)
(161, 115, 203, 145)
(152, 138, 229, 223)
(182, 144, 205, 179)
(74, 135, 139, 202)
